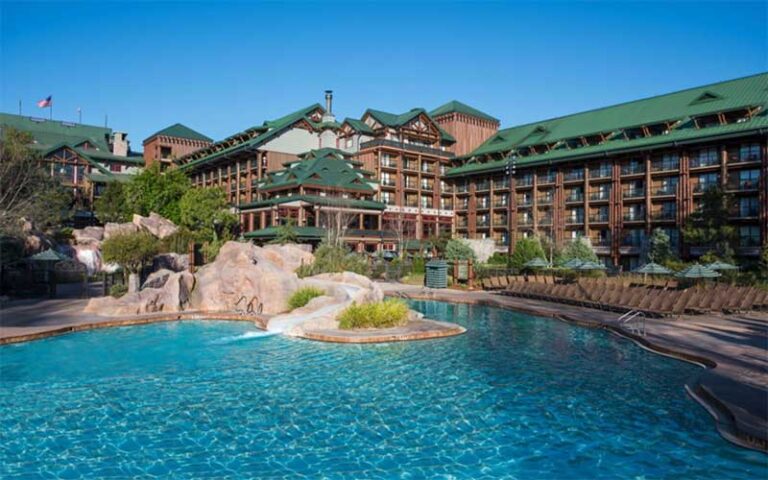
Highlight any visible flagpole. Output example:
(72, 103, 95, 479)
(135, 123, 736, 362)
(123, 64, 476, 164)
(50, 104, 53, 120)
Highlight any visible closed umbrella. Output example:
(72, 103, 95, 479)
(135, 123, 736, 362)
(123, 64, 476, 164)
(523, 257, 550, 269)
(561, 258, 584, 269)
(576, 260, 606, 271)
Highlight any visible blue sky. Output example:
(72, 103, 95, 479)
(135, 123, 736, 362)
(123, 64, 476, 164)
(1, 1, 765, 147)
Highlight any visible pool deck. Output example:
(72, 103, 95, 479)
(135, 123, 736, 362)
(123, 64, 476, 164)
(379, 282, 768, 453)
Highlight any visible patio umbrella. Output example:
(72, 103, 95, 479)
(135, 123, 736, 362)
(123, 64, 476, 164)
(561, 258, 584, 269)
(29, 249, 70, 262)
(523, 257, 550, 269)
(675, 263, 721, 280)
(634, 262, 672, 275)
(706, 261, 739, 271)
(576, 260, 606, 271)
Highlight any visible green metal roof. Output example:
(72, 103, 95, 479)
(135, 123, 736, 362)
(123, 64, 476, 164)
(342, 118, 374, 134)
(447, 73, 768, 178)
(362, 108, 456, 143)
(258, 148, 379, 193)
(244, 226, 326, 239)
(430, 100, 499, 123)
(0, 113, 113, 151)
(85, 172, 136, 184)
(147, 123, 212, 142)
(239, 194, 385, 211)
(179, 104, 325, 171)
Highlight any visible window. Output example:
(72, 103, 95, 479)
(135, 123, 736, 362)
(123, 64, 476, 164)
(622, 229, 646, 247)
(738, 169, 760, 190)
(160, 146, 172, 159)
(380, 191, 395, 205)
(739, 144, 761, 162)
(567, 207, 584, 223)
(691, 148, 719, 168)
(694, 172, 720, 192)
(381, 172, 395, 186)
(420, 196, 433, 209)
(652, 153, 679, 172)
(739, 226, 760, 247)
(590, 163, 612, 179)
(110, 163, 122, 172)
(623, 204, 645, 221)
(739, 197, 759, 217)
(345, 137, 354, 149)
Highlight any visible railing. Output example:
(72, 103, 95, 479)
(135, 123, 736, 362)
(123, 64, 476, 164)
(420, 183, 434, 191)
(493, 217, 508, 226)
(475, 182, 490, 191)
(360, 139, 455, 157)
(623, 212, 645, 221)
(734, 208, 760, 218)
(689, 157, 719, 168)
(623, 188, 644, 199)
(494, 180, 511, 189)
(518, 218, 533, 226)
(404, 182, 418, 189)
(421, 164, 436, 174)
(653, 185, 677, 196)
(729, 180, 760, 191)
(381, 179, 396, 187)
(538, 174, 556, 184)
(539, 217, 553, 226)
(564, 171, 585, 182)
(457, 184, 469, 193)
(403, 163, 418, 172)
(477, 202, 490, 209)
(589, 214, 609, 223)
(693, 183, 718, 193)
(566, 193, 584, 202)
(651, 160, 679, 172)
(494, 201, 509, 208)
(621, 164, 645, 175)
(537, 196, 553, 205)
(517, 198, 532, 207)
(618, 310, 646, 336)
(590, 191, 611, 201)
(651, 211, 676, 221)
(517, 177, 534, 187)
(590, 168, 612, 179)
(566, 216, 585, 224)
(381, 160, 397, 168)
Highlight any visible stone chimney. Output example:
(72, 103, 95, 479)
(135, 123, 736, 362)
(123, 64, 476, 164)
(112, 132, 129, 156)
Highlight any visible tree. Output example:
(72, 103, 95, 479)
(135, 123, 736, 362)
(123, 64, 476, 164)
(647, 228, 677, 264)
(124, 163, 189, 223)
(683, 187, 737, 261)
(445, 239, 476, 261)
(0, 128, 71, 235)
(428, 231, 452, 257)
(101, 231, 160, 293)
(556, 236, 598, 265)
(94, 182, 132, 223)
(509, 236, 547, 270)
(318, 197, 358, 248)
(269, 219, 298, 245)
(178, 187, 238, 241)
(760, 245, 768, 280)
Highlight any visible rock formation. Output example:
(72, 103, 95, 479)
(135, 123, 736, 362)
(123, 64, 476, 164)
(85, 271, 195, 316)
(152, 253, 190, 273)
(133, 213, 178, 239)
(104, 222, 139, 240)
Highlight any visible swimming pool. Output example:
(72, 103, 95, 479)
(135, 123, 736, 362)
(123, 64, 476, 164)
(1, 300, 764, 478)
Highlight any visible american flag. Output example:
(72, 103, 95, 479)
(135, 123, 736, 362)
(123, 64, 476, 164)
(37, 96, 52, 108)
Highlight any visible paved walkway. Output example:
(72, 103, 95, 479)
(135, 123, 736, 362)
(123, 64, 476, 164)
(379, 282, 768, 452)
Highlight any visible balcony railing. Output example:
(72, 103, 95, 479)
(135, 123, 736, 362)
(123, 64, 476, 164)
(651, 211, 676, 221)
(538, 174, 555, 184)
(405, 201, 419, 208)
(404, 182, 418, 190)
(539, 217, 553, 226)
(537, 196, 553, 205)
(729, 180, 760, 191)
(693, 182, 719, 193)
(381, 179, 396, 187)
(421, 164, 436, 174)
(476, 181, 490, 191)
(689, 157, 719, 168)
(622, 237, 646, 247)
(517, 198, 532, 207)
(734, 208, 760, 218)
(457, 184, 469, 194)
(517, 177, 534, 187)
(590, 168, 612, 179)
(590, 239, 612, 247)
(420, 183, 434, 191)
(621, 164, 645, 175)
(441, 184, 454, 194)
(589, 191, 611, 201)
(651, 160, 679, 172)
(477, 202, 490, 209)
(360, 138, 455, 158)
(494, 200, 509, 208)
(564, 170, 585, 182)
(477, 219, 490, 228)
(403, 163, 418, 172)
(653, 185, 677, 196)
(623, 212, 645, 221)
(493, 217, 508, 226)
(623, 188, 644, 199)
(566, 216, 585, 224)
(589, 214, 609, 223)
(518, 218, 533, 226)
(565, 193, 584, 202)
(494, 179, 511, 189)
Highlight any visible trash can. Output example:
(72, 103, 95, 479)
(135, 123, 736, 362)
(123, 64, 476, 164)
(425, 260, 448, 289)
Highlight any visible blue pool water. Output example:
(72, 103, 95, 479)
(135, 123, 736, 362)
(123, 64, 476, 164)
(1, 301, 765, 479)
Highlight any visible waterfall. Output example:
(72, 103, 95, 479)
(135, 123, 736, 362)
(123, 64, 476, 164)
(74, 245, 102, 276)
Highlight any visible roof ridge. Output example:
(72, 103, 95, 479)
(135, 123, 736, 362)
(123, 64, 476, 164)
(494, 72, 768, 135)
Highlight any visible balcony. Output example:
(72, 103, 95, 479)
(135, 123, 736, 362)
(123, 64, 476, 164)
(565, 193, 584, 203)
(517, 198, 532, 207)
(381, 160, 397, 169)
(494, 200, 509, 209)
(564, 170, 585, 182)
(381, 179, 396, 187)
(457, 184, 469, 194)
(623, 188, 645, 199)
(494, 179, 511, 190)
(405, 201, 419, 208)
(517, 177, 534, 187)
(689, 157, 719, 169)
(403, 162, 418, 172)
(441, 184, 454, 194)
(538, 173, 555, 185)
(728, 152, 762, 165)
(420, 182, 434, 191)
(623, 212, 645, 222)
(727, 180, 760, 192)
(420, 164, 436, 174)
(493, 217, 508, 227)
(651, 160, 679, 173)
(621, 164, 645, 176)
(651, 211, 676, 221)
(566, 216, 585, 225)
(589, 214, 609, 223)
(477, 219, 490, 228)
(693, 182, 719, 193)
(475, 181, 491, 191)
(653, 185, 677, 196)
(537, 196, 553, 205)
(518, 218, 533, 226)
(590, 167, 612, 179)
(359, 138, 455, 158)
(476, 201, 490, 210)
(589, 191, 611, 201)
(404, 182, 418, 190)
(539, 217, 553, 226)
(733, 207, 760, 219)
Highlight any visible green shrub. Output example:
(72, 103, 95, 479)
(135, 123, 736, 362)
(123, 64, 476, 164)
(296, 242, 368, 277)
(445, 239, 476, 261)
(101, 231, 159, 274)
(161, 228, 201, 254)
(109, 283, 128, 298)
(487, 252, 510, 265)
(509, 237, 546, 270)
(287, 286, 326, 310)
(337, 299, 410, 329)
(411, 255, 426, 274)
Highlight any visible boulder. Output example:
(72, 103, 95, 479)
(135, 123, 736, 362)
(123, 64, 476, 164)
(72, 226, 104, 244)
(153, 253, 190, 273)
(133, 212, 178, 239)
(104, 222, 139, 240)
(85, 271, 195, 316)
(189, 241, 300, 314)
(260, 244, 315, 272)
(142, 268, 174, 289)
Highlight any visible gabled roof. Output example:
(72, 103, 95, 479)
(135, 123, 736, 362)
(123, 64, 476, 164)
(146, 123, 212, 142)
(85, 172, 136, 184)
(239, 194, 386, 211)
(429, 100, 499, 123)
(361, 108, 456, 143)
(342, 117, 374, 134)
(178, 104, 326, 171)
(0, 113, 112, 151)
(259, 148, 377, 192)
(447, 73, 768, 178)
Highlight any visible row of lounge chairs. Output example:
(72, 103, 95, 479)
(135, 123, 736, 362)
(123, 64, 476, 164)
(491, 276, 768, 316)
